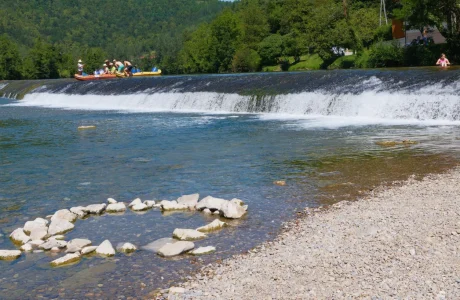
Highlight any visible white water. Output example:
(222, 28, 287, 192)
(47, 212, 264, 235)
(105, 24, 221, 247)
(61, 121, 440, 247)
(11, 89, 460, 128)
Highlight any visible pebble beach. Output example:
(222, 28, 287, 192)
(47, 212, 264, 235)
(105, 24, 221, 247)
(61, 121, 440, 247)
(171, 169, 460, 299)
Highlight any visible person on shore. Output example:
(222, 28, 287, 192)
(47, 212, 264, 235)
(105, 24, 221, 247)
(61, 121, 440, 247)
(124, 60, 133, 76)
(436, 53, 451, 67)
(77, 59, 84, 75)
(113, 59, 124, 74)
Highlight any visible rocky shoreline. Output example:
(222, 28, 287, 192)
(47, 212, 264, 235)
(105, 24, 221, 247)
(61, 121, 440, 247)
(167, 169, 460, 299)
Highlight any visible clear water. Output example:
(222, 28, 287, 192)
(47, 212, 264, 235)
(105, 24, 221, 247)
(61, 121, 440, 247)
(1, 95, 460, 298)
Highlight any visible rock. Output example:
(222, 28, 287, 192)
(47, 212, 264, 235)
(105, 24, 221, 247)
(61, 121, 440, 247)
(196, 196, 228, 211)
(203, 208, 212, 214)
(213, 210, 220, 215)
(96, 240, 116, 256)
(48, 235, 65, 240)
(141, 238, 177, 253)
(172, 229, 206, 241)
(29, 240, 45, 247)
(78, 125, 96, 130)
(66, 239, 92, 253)
(34, 218, 49, 225)
(131, 203, 148, 211)
(51, 209, 77, 223)
(48, 218, 75, 236)
(106, 202, 126, 213)
(118, 243, 137, 253)
(161, 202, 189, 211)
(169, 287, 186, 294)
(0, 250, 22, 260)
(40, 240, 68, 250)
(273, 180, 286, 186)
(107, 198, 117, 204)
(197, 219, 227, 232)
(157, 241, 195, 257)
(220, 201, 247, 219)
(177, 193, 199, 209)
(85, 204, 106, 214)
(81, 246, 98, 255)
(20, 243, 34, 252)
(10, 228, 30, 245)
(70, 206, 88, 219)
(230, 198, 246, 208)
(188, 246, 216, 255)
(50, 252, 81, 266)
(128, 198, 142, 207)
(50, 247, 61, 252)
(144, 200, 156, 208)
(24, 221, 48, 240)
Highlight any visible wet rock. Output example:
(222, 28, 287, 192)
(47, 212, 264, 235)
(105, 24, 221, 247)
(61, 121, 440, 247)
(157, 241, 194, 257)
(51, 209, 77, 223)
(70, 206, 88, 219)
(161, 202, 188, 211)
(34, 218, 49, 226)
(10, 228, 30, 245)
(20, 243, 34, 252)
(106, 202, 126, 213)
(24, 221, 48, 240)
(81, 246, 97, 255)
(48, 235, 65, 240)
(40, 240, 67, 250)
(188, 246, 216, 255)
(196, 196, 228, 211)
(273, 180, 286, 186)
(33, 250, 44, 253)
(131, 203, 148, 211)
(128, 198, 142, 207)
(96, 240, 115, 256)
(144, 200, 156, 208)
(141, 238, 177, 253)
(197, 219, 227, 232)
(29, 240, 45, 247)
(85, 204, 106, 214)
(118, 243, 137, 253)
(50, 252, 81, 266)
(172, 229, 206, 241)
(177, 193, 199, 209)
(66, 239, 92, 253)
(220, 201, 247, 219)
(48, 218, 75, 236)
(0, 250, 21, 260)
(50, 247, 61, 252)
(107, 198, 117, 204)
(203, 208, 212, 214)
(213, 210, 220, 215)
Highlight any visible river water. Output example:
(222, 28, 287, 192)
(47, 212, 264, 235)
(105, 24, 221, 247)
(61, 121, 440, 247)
(1, 69, 460, 298)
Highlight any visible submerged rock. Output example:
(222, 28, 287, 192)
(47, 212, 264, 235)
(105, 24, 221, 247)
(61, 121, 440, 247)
(196, 219, 227, 232)
(106, 202, 126, 213)
(161, 201, 188, 211)
(273, 180, 287, 186)
(144, 200, 156, 208)
(51, 209, 77, 223)
(189, 246, 216, 255)
(96, 240, 116, 256)
(196, 196, 228, 211)
(118, 243, 137, 253)
(81, 246, 98, 255)
(48, 218, 75, 236)
(220, 201, 247, 219)
(10, 228, 30, 245)
(40, 240, 67, 250)
(128, 198, 142, 207)
(131, 203, 148, 211)
(0, 250, 21, 260)
(20, 243, 34, 252)
(70, 206, 88, 219)
(48, 235, 65, 240)
(172, 229, 206, 241)
(141, 238, 177, 253)
(157, 241, 195, 257)
(66, 239, 92, 253)
(177, 193, 199, 209)
(50, 252, 81, 266)
(107, 198, 118, 204)
(85, 204, 106, 214)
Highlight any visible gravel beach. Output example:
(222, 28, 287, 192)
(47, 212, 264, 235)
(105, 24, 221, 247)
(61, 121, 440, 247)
(173, 169, 460, 299)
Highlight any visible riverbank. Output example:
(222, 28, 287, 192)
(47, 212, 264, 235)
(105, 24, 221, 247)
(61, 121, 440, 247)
(171, 169, 460, 299)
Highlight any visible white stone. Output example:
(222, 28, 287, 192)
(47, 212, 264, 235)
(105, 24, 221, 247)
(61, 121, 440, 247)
(172, 229, 206, 241)
(106, 202, 126, 213)
(0, 250, 21, 260)
(220, 201, 247, 219)
(131, 203, 148, 211)
(177, 193, 199, 209)
(48, 235, 65, 240)
(70, 206, 88, 218)
(169, 287, 186, 294)
(197, 219, 227, 232)
(119, 243, 137, 253)
(141, 238, 177, 253)
(24, 221, 48, 240)
(129, 198, 142, 207)
(66, 239, 92, 253)
(203, 208, 212, 214)
(40, 240, 68, 250)
(51, 209, 77, 223)
(230, 198, 246, 208)
(107, 198, 118, 204)
(48, 218, 75, 235)
(96, 240, 116, 256)
(34, 218, 49, 225)
(196, 196, 228, 211)
(85, 204, 106, 214)
(21, 243, 34, 252)
(157, 241, 195, 257)
(50, 247, 61, 252)
(188, 246, 216, 255)
(10, 228, 30, 245)
(50, 252, 81, 266)
(161, 202, 189, 211)
(81, 246, 98, 255)
(144, 200, 156, 208)
(29, 240, 45, 247)
(159, 200, 177, 206)
(213, 210, 220, 215)
(33, 250, 44, 253)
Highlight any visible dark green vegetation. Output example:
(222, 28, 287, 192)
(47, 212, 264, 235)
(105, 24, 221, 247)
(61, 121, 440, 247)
(1, 0, 460, 79)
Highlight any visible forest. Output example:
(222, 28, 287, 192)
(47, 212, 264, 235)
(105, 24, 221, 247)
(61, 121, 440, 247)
(1, 0, 460, 79)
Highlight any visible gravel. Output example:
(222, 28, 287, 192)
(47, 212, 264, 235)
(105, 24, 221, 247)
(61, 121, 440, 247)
(177, 170, 460, 299)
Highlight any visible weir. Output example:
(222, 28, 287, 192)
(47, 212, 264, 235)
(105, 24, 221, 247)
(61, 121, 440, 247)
(2, 68, 460, 121)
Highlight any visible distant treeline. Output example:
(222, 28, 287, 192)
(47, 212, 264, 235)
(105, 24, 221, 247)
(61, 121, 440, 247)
(1, 0, 460, 79)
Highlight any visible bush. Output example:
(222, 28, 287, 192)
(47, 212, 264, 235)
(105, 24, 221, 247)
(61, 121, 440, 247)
(367, 42, 404, 68)
(232, 48, 261, 72)
(403, 44, 440, 67)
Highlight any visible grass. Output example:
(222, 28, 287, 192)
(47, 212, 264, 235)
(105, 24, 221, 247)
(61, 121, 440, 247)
(327, 55, 357, 69)
(288, 54, 323, 71)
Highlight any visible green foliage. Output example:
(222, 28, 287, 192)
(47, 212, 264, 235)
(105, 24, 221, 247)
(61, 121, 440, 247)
(0, 34, 22, 80)
(367, 42, 404, 68)
(232, 47, 261, 72)
(258, 34, 284, 65)
(328, 55, 357, 70)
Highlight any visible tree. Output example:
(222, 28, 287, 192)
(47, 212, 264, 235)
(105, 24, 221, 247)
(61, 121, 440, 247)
(258, 34, 284, 65)
(232, 47, 261, 72)
(0, 34, 22, 80)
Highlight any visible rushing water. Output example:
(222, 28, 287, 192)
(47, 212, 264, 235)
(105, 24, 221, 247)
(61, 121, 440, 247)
(1, 69, 460, 298)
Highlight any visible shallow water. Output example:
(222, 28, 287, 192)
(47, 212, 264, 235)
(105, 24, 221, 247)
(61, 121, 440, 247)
(1, 95, 460, 298)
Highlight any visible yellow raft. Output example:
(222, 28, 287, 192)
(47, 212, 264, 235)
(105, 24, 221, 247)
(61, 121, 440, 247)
(116, 70, 162, 78)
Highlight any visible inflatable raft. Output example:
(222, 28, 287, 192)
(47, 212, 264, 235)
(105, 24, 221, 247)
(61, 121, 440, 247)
(75, 70, 162, 81)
